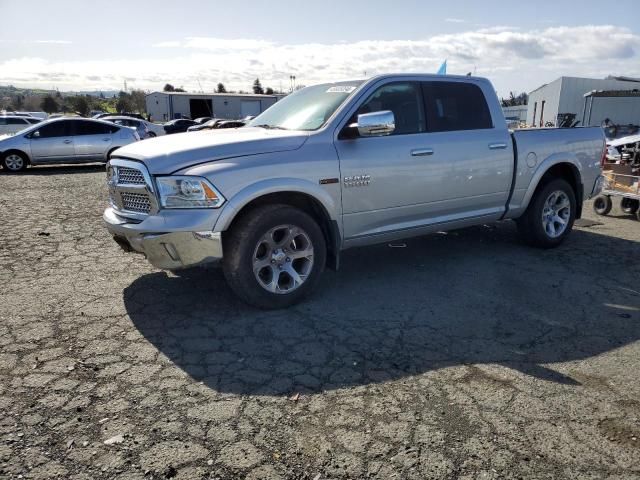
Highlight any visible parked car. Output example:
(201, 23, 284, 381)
(102, 116, 151, 139)
(216, 120, 246, 129)
(0, 117, 139, 172)
(0, 115, 42, 134)
(100, 114, 165, 138)
(103, 74, 604, 308)
(94, 112, 147, 121)
(186, 118, 225, 132)
(163, 118, 197, 134)
(193, 116, 212, 124)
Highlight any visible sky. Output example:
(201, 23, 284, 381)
(1, 0, 639, 97)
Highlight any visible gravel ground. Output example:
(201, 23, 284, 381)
(1, 164, 639, 480)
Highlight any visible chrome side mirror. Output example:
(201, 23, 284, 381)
(31, 130, 40, 138)
(351, 110, 395, 137)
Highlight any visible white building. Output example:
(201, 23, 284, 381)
(527, 76, 640, 127)
(502, 105, 528, 127)
(145, 91, 283, 122)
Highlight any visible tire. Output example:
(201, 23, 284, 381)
(620, 198, 639, 214)
(2, 151, 28, 172)
(517, 178, 576, 248)
(223, 204, 326, 309)
(593, 195, 612, 216)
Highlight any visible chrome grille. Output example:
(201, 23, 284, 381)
(120, 192, 151, 213)
(117, 166, 145, 185)
(107, 159, 157, 218)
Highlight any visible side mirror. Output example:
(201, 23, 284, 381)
(31, 130, 40, 139)
(350, 110, 395, 137)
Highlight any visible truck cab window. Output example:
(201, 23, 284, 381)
(422, 81, 493, 132)
(356, 82, 425, 135)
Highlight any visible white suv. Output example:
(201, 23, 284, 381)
(0, 116, 41, 135)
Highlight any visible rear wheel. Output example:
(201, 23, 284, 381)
(620, 198, 639, 214)
(2, 151, 28, 172)
(223, 204, 326, 309)
(593, 195, 612, 216)
(517, 178, 576, 248)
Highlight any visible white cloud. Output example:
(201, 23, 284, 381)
(152, 40, 181, 48)
(34, 40, 72, 44)
(3, 25, 639, 96)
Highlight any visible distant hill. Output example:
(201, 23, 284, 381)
(0, 85, 122, 98)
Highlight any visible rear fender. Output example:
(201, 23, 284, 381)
(513, 153, 583, 217)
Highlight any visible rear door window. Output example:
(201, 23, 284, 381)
(422, 81, 493, 132)
(72, 120, 113, 135)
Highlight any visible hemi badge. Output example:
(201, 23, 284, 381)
(319, 178, 339, 185)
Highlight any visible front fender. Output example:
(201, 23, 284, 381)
(213, 177, 339, 232)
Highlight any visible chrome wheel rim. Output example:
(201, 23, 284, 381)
(5, 154, 24, 171)
(252, 224, 314, 294)
(542, 190, 570, 238)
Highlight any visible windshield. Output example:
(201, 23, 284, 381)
(248, 81, 363, 131)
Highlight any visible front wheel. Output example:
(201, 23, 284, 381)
(517, 178, 576, 248)
(223, 204, 326, 309)
(2, 151, 28, 172)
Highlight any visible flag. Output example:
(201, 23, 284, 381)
(436, 60, 447, 75)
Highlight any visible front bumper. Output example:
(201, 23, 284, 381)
(104, 207, 223, 270)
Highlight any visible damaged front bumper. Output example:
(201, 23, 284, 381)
(104, 207, 223, 270)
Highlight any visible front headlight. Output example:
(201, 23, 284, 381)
(156, 176, 225, 209)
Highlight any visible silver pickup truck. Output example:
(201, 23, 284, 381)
(104, 74, 604, 308)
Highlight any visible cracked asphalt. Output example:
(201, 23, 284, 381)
(1, 164, 639, 480)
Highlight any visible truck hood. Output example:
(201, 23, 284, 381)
(112, 127, 309, 174)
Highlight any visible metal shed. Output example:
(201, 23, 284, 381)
(145, 91, 283, 122)
(582, 89, 640, 127)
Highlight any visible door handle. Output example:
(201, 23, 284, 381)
(103, 138, 110, 141)
(411, 148, 434, 156)
(488, 142, 507, 150)
(63, 139, 72, 144)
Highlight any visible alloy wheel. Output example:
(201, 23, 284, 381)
(541, 190, 570, 238)
(5, 154, 24, 171)
(252, 224, 314, 294)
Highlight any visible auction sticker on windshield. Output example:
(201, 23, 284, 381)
(327, 86, 357, 93)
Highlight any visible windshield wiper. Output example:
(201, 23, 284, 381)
(253, 124, 288, 130)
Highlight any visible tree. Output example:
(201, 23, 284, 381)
(216, 83, 227, 93)
(265, 87, 274, 95)
(163, 83, 175, 92)
(72, 96, 90, 116)
(116, 91, 133, 113)
(252, 78, 264, 95)
(500, 91, 528, 107)
(41, 95, 58, 113)
(129, 89, 146, 112)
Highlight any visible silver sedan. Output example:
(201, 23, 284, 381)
(0, 117, 139, 172)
